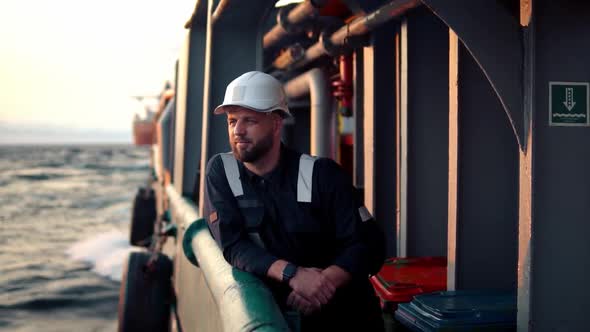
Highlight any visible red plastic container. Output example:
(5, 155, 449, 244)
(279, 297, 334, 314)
(370, 257, 447, 312)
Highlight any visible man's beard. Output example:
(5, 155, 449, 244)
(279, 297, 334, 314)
(231, 132, 274, 163)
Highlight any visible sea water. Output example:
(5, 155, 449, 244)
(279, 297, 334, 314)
(0, 144, 151, 331)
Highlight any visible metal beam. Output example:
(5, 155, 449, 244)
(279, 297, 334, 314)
(404, 8, 449, 258)
(198, 0, 274, 213)
(517, 2, 534, 330)
(398, 18, 408, 257)
(174, 28, 206, 198)
(421, 0, 525, 149)
(521, 0, 532, 27)
(447, 30, 459, 290)
(212, 0, 276, 26)
(352, 48, 365, 188)
(527, 1, 590, 330)
(363, 21, 399, 257)
(518, 106, 533, 332)
(185, 0, 209, 28)
(197, 0, 216, 213)
(174, 33, 191, 196)
(448, 29, 518, 291)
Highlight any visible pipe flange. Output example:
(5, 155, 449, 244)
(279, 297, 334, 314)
(278, 4, 306, 34)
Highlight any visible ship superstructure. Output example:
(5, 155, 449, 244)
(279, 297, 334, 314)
(118, 1, 590, 331)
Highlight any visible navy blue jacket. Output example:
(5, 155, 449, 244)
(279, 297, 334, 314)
(203, 146, 386, 330)
(204, 146, 384, 281)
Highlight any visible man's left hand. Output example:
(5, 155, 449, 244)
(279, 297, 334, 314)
(288, 267, 336, 306)
(286, 291, 321, 316)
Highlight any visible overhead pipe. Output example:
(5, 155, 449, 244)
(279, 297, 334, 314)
(277, 0, 421, 69)
(283, 68, 333, 158)
(263, 0, 327, 50)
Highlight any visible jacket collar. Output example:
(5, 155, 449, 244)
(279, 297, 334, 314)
(239, 144, 292, 186)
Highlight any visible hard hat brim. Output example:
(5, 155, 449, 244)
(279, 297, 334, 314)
(213, 103, 291, 118)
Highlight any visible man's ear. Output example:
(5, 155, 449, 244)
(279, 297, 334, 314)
(273, 115, 283, 136)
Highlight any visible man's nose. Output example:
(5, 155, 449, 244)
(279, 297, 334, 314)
(233, 120, 246, 136)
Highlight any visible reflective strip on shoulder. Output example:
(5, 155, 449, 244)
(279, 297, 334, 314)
(358, 206, 374, 222)
(220, 153, 243, 197)
(297, 154, 317, 203)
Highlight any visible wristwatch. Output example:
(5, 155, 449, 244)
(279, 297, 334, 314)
(282, 263, 298, 284)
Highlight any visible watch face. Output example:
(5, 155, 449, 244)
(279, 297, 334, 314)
(283, 263, 297, 281)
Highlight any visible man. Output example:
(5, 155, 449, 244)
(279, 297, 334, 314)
(204, 71, 385, 331)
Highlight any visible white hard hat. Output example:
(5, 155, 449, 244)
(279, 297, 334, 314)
(214, 71, 291, 118)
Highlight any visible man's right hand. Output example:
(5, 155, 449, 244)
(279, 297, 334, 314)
(288, 267, 336, 307)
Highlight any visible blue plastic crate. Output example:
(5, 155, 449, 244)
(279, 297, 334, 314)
(395, 290, 516, 331)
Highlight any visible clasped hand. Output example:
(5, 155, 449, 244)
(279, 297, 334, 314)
(286, 267, 336, 316)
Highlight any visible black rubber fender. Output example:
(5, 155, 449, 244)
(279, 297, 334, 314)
(130, 187, 156, 247)
(118, 251, 173, 332)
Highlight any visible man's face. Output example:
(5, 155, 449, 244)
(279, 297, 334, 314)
(226, 106, 280, 163)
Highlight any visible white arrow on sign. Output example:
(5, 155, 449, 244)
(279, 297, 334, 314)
(563, 87, 576, 111)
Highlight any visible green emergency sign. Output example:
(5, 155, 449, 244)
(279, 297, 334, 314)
(549, 82, 589, 126)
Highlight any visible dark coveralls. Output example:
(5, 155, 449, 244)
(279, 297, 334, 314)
(204, 146, 385, 331)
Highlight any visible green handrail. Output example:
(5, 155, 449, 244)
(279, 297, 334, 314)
(167, 185, 289, 332)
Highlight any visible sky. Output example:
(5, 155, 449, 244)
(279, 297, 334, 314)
(0, 0, 195, 144)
